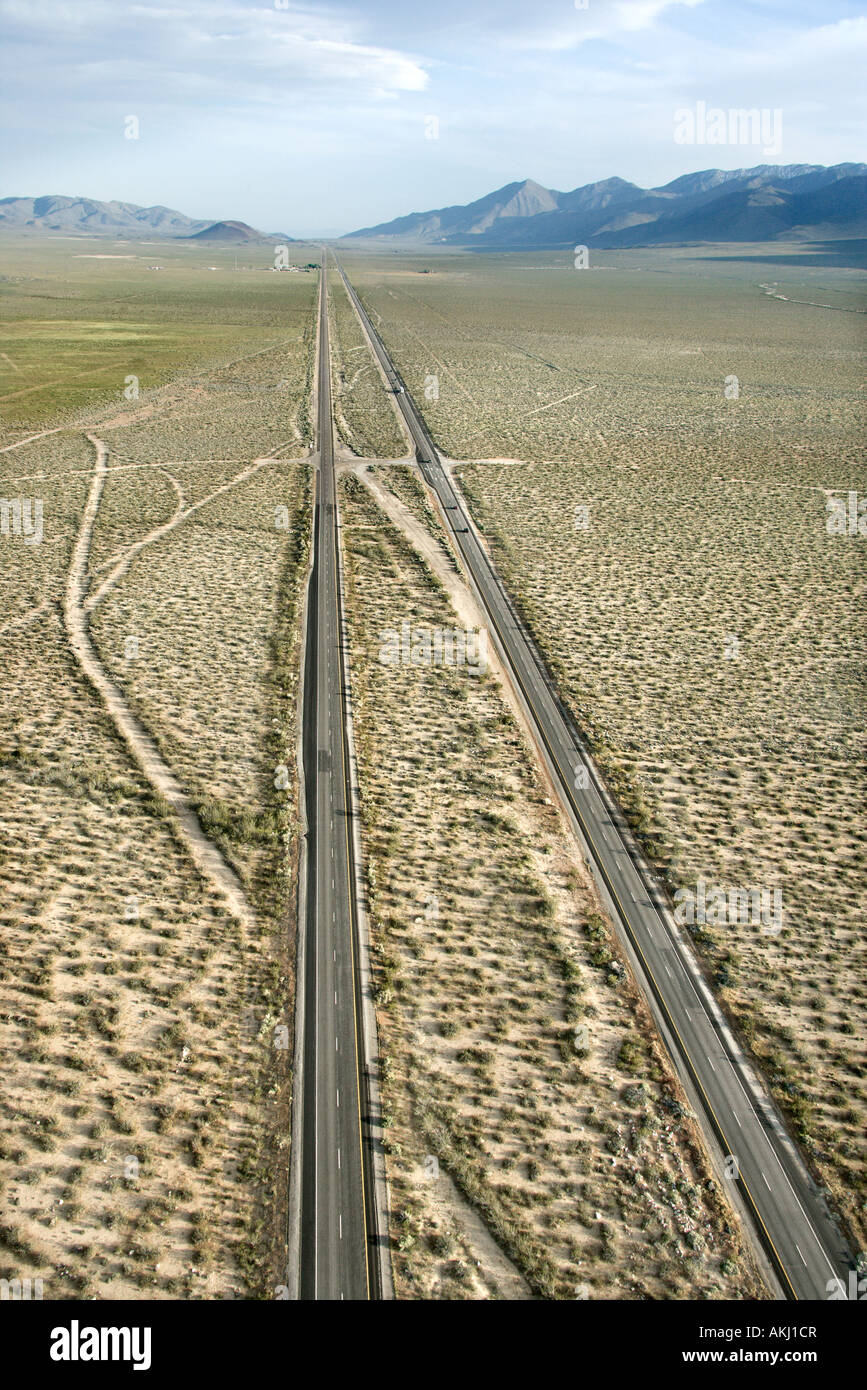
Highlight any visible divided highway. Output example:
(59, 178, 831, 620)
(334, 256, 856, 1302)
(295, 255, 378, 1300)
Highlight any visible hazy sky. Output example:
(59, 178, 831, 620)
(2, 0, 864, 235)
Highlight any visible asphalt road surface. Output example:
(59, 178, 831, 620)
(297, 257, 372, 1301)
(335, 256, 856, 1303)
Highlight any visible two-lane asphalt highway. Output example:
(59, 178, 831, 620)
(296, 256, 372, 1301)
(334, 256, 856, 1302)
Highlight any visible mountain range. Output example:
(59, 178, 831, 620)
(3, 166, 865, 248)
(0, 195, 290, 241)
(344, 164, 867, 248)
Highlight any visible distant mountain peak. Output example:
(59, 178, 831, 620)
(0, 196, 287, 241)
(344, 163, 867, 249)
(188, 219, 263, 242)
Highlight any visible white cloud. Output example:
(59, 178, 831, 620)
(0, 0, 429, 108)
(499, 0, 706, 52)
(614, 0, 705, 32)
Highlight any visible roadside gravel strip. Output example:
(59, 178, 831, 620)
(63, 432, 256, 930)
